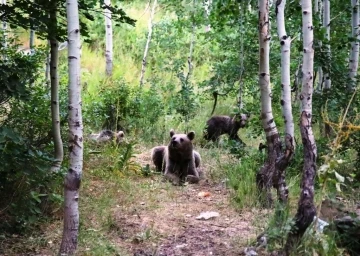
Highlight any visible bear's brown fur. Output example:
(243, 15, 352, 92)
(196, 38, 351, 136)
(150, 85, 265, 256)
(151, 129, 201, 185)
(151, 146, 201, 173)
(203, 113, 249, 143)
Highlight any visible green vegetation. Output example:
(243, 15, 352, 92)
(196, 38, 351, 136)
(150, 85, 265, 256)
(0, 0, 360, 255)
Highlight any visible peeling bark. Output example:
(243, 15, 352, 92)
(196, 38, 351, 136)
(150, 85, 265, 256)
(256, 0, 282, 207)
(349, 0, 360, 91)
(139, 0, 157, 88)
(204, 0, 212, 32)
(104, 0, 113, 76)
(285, 0, 317, 253)
(59, 0, 83, 254)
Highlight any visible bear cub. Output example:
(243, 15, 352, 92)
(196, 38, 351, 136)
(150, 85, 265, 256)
(89, 130, 125, 144)
(151, 129, 201, 185)
(203, 113, 249, 143)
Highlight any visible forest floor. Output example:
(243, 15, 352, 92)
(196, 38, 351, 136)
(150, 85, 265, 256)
(106, 148, 267, 256)
(0, 144, 270, 256)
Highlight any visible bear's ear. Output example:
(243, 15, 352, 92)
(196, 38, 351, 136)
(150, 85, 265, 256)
(187, 131, 195, 141)
(118, 131, 124, 137)
(170, 129, 175, 138)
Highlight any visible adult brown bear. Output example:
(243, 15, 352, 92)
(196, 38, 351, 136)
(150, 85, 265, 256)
(203, 113, 249, 143)
(151, 129, 201, 185)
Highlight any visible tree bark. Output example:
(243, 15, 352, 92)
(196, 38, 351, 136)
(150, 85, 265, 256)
(274, 0, 294, 204)
(139, 0, 157, 88)
(323, 0, 331, 90)
(59, 0, 83, 254)
(349, 0, 360, 91)
(315, 0, 323, 91)
(285, 0, 317, 253)
(49, 0, 63, 173)
(256, 0, 282, 207)
(204, 0, 212, 32)
(2, 0, 7, 48)
(104, 0, 113, 76)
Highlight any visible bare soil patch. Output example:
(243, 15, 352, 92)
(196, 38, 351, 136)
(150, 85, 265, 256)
(110, 149, 259, 256)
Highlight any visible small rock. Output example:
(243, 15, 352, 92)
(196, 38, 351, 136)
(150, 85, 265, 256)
(175, 243, 188, 249)
(196, 211, 220, 220)
(140, 202, 145, 205)
(185, 214, 192, 217)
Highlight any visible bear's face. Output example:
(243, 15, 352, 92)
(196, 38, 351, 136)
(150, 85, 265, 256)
(168, 129, 195, 152)
(233, 113, 249, 128)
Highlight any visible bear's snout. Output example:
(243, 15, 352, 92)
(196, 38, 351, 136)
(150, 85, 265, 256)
(171, 140, 179, 147)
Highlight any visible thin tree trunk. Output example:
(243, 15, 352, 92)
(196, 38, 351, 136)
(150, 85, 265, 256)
(59, 0, 83, 254)
(204, 0, 212, 32)
(238, 2, 245, 111)
(275, 0, 294, 204)
(2, 0, 7, 48)
(349, 0, 360, 91)
(104, 0, 113, 76)
(256, 0, 282, 207)
(49, 0, 63, 173)
(139, 0, 157, 88)
(285, 0, 317, 253)
(323, 0, 331, 89)
(45, 40, 51, 84)
(315, 0, 323, 91)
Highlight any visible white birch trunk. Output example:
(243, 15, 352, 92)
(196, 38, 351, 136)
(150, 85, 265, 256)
(50, 39, 64, 172)
(104, 0, 113, 76)
(315, 0, 323, 91)
(323, 0, 331, 89)
(256, 0, 281, 207)
(204, 0, 212, 32)
(275, 0, 294, 203)
(59, 0, 83, 254)
(285, 0, 317, 252)
(2, 0, 7, 48)
(139, 0, 157, 88)
(349, 0, 360, 90)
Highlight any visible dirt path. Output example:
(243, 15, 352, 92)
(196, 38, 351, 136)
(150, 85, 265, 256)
(111, 151, 259, 256)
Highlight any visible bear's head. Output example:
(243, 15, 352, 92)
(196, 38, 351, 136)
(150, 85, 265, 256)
(168, 129, 195, 157)
(233, 113, 250, 128)
(115, 131, 125, 143)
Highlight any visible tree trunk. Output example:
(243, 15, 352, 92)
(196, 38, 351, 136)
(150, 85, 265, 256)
(204, 0, 212, 32)
(59, 0, 83, 254)
(323, 0, 331, 90)
(349, 0, 360, 91)
(275, 0, 294, 204)
(2, 0, 7, 48)
(285, 0, 317, 253)
(139, 0, 157, 88)
(238, 1, 245, 111)
(48, 0, 63, 173)
(104, 0, 113, 76)
(315, 0, 323, 91)
(256, 0, 282, 207)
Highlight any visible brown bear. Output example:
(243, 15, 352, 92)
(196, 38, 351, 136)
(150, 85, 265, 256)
(203, 113, 249, 143)
(151, 146, 201, 173)
(89, 130, 125, 144)
(151, 129, 201, 185)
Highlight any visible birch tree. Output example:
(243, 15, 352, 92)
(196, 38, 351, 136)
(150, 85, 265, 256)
(1, 0, 6, 48)
(59, 0, 83, 254)
(323, 0, 331, 89)
(104, 0, 113, 76)
(139, 0, 157, 88)
(274, 0, 294, 203)
(49, 0, 63, 172)
(256, 0, 282, 206)
(285, 0, 317, 252)
(315, 0, 323, 90)
(204, 0, 211, 32)
(349, 0, 360, 91)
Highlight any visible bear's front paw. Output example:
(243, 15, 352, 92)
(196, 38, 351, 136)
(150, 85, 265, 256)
(186, 175, 200, 184)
